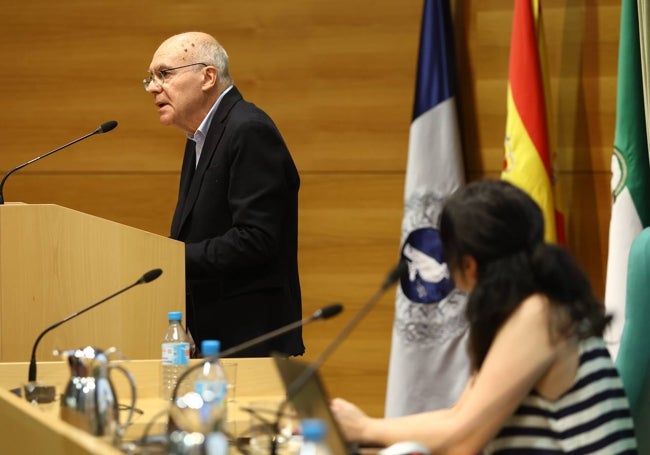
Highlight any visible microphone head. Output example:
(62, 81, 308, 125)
(312, 303, 344, 320)
(139, 268, 163, 284)
(96, 120, 118, 134)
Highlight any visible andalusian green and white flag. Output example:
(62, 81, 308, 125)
(604, 0, 650, 360)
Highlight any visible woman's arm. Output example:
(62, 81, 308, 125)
(331, 295, 566, 454)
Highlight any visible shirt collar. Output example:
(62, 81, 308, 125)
(187, 85, 234, 165)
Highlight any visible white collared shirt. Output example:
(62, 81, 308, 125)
(188, 85, 234, 167)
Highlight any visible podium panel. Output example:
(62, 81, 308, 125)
(0, 204, 185, 362)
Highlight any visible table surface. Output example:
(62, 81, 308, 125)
(0, 359, 288, 455)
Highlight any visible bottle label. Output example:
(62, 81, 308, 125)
(162, 342, 190, 366)
(195, 380, 227, 404)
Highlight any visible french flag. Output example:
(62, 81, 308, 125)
(385, 0, 470, 417)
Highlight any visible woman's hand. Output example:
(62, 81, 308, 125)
(330, 397, 372, 443)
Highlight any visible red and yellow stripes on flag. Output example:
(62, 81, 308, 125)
(502, 0, 565, 244)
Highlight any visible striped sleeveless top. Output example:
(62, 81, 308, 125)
(484, 337, 637, 454)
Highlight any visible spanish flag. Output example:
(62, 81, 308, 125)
(502, 0, 564, 244)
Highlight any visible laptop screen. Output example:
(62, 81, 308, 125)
(272, 355, 352, 455)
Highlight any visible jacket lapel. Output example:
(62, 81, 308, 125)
(170, 86, 243, 238)
(170, 140, 197, 238)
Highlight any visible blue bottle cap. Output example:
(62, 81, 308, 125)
(168, 311, 183, 321)
(201, 340, 221, 356)
(301, 418, 327, 441)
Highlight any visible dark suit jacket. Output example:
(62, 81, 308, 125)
(170, 86, 304, 357)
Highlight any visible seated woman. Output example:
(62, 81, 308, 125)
(331, 179, 637, 454)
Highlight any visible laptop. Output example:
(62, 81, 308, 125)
(272, 355, 359, 455)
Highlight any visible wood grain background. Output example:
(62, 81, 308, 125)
(0, 0, 619, 417)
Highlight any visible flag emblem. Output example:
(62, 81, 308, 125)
(401, 227, 453, 303)
(394, 190, 466, 345)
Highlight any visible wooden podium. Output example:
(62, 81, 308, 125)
(0, 203, 185, 362)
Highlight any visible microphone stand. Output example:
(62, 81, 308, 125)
(239, 404, 289, 455)
(169, 304, 343, 403)
(27, 268, 162, 384)
(0, 120, 118, 204)
(288, 260, 405, 399)
(268, 260, 406, 454)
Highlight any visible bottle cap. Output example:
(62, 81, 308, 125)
(201, 340, 221, 356)
(168, 311, 183, 321)
(301, 418, 327, 441)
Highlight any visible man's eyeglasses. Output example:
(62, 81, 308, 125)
(143, 63, 207, 90)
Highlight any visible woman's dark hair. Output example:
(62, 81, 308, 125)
(439, 179, 608, 370)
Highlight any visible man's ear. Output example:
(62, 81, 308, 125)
(202, 66, 218, 91)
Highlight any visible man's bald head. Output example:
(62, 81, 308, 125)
(155, 31, 233, 89)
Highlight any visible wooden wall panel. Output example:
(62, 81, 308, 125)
(0, 0, 621, 420)
(4, 174, 178, 236)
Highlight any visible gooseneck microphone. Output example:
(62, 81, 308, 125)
(286, 260, 406, 399)
(0, 120, 118, 204)
(27, 268, 162, 383)
(221, 303, 343, 358)
(253, 261, 406, 455)
(170, 303, 344, 401)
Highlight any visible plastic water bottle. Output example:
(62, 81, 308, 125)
(186, 325, 197, 358)
(161, 311, 191, 400)
(194, 340, 228, 430)
(299, 419, 332, 455)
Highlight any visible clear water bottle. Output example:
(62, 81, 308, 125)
(185, 325, 197, 358)
(194, 340, 228, 431)
(161, 311, 191, 400)
(299, 419, 332, 455)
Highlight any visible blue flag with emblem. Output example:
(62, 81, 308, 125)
(384, 0, 471, 417)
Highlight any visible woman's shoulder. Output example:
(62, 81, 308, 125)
(517, 293, 580, 337)
(514, 293, 552, 321)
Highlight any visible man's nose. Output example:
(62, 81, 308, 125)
(146, 83, 162, 94)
